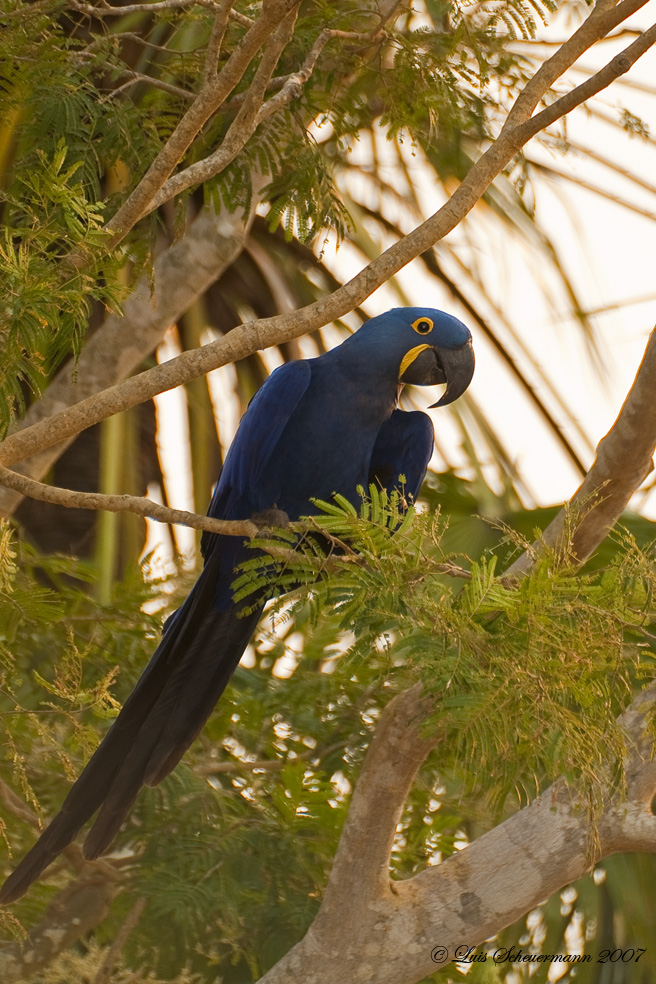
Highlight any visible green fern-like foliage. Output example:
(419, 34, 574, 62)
(236, 489, 656, 816)
(2, 498, 656, 981)
(0, 5, 154, 432)
(0, 149, 119, 432)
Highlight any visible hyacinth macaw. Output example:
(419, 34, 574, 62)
(0, 307, 474, 903)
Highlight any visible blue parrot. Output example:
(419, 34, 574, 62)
(0, 307, 474, 903)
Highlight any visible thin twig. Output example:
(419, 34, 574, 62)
(204, 0, 233, 83)
(69, 0, 226, 15)
(529, 158, 656, 222)
(0, 464, 258, 538)
(542, 132, 656, 197)
(92, 897, 147, 984)
(110, 69, 196, 101)
(222, 25, 382, 115)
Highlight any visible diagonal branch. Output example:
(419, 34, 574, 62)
(513, 19, 656, 143)
(501, 0, 649, 131)
(69, 0, 228, 13)
(0, 869, 120, 983)
(91, 896, 147, 984)
(150, 6, 299, 210)
(505, 325, 656, 577)
(3, 16, 655, 469)
(111, 70, 196, 101)
(0, 780, 121, 981)
(257, 682, 656, 984)
(94, 0, 299, 252)
(260, 682, 656, 984)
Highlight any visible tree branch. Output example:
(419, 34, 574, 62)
(319, 685, 437, 919)
(68, 0, 230, 17)
(258, 683, 656, 984)
(111, 69, 196, 101)
(91, 896, 147, 984)
(203, 0, 233, 82)
(0, 194, 261, 518)
(149, 25, 370, 210)
(3, 8, 654, 470)
(0, 464, 258, 538)
(93, 0, 299, 253)
(0, 870, 120, 983)
(501, 0, 649, 131)
(149, 5, 299, 210)
(505, 325, 656, 577)
(514, 18, 656, 143)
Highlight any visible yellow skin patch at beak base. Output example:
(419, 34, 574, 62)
(399, 343, 433, 379)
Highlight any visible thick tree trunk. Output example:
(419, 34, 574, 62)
(257, 688, 656, 984)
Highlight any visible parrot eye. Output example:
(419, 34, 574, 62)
(411, 317, 433, 335)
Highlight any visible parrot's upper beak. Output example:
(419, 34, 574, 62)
(400, 338, 475, 407)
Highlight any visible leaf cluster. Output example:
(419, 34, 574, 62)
(0, 8, 155, 431)
(2, 492, 656, 981)
(0, 528, 161, 825)
(0, 527, 360, 979)
(237, 489, 656, 815)
(0, 145, 121, 435)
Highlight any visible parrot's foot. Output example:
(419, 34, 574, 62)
(251, 507, 290, 531)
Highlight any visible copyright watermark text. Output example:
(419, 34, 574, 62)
(430, 945, 647, 966)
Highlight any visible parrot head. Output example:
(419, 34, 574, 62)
(346, 307, 475, 407)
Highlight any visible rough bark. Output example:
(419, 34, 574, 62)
(256, 687, 656, 984)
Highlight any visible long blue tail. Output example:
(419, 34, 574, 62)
(0, 548, 262, 904)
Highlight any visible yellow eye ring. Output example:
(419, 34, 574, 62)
(411, 317, 433, 335)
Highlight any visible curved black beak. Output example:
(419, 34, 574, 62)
(400, 339, 475, 407)
(430, 338, 475, 407)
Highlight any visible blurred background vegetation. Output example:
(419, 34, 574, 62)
(2, 0, 656, 980)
